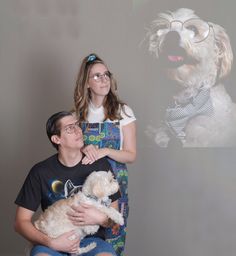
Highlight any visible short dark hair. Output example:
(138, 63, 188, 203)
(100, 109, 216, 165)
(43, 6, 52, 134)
(46, 111, 73, 150)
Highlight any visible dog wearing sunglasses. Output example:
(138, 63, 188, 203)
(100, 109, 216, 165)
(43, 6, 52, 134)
(146, 8, 236, 147)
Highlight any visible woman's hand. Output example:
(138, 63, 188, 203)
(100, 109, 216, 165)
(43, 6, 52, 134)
(67, 203, 108, 226)
(82, 145, 98, 164)
(82, 121, 136, 165)
(82, 145, 108, 165)
(48, 230, 80, 254)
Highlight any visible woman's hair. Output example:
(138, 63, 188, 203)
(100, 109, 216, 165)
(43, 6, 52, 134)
(73, 53, 125, 121)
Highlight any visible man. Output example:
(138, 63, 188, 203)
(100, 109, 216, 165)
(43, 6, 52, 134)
(14, 111, 119, 256)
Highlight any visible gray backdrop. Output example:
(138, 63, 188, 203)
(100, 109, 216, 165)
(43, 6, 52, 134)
(1, 0, 236, 255)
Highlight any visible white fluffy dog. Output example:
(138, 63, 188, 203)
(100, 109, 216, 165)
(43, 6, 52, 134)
(146, 8, 236, 147)
(34, 171, 124, 255)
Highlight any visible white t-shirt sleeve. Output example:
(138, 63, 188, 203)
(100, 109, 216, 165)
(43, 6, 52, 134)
(120, 105, 136, 127)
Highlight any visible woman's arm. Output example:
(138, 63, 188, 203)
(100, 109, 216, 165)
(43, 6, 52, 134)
(82, 121, 136, 164)
(105, 121, 136, 163)
(14, 206, 80, 253)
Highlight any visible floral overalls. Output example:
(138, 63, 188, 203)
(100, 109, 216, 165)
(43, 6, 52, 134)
(81, 121, 128, 256)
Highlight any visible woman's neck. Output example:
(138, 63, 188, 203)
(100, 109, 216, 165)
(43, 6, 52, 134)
(91, 96, 104, 108)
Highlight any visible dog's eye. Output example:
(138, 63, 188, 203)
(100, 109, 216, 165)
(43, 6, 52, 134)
(158, 24, 169, 30)
(185, 25, 199, 35)
(151, 22, 169, 34)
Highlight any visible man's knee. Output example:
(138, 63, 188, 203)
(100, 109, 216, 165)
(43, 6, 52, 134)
(35, 253, 50, 256)
(96, 253, 114, 256)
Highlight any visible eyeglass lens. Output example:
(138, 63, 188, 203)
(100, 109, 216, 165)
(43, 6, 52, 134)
(64, 121, 81, 134)
(91, 72, 111, 82)
(182, 19, 210, 42)
(159, 18, 210, 43)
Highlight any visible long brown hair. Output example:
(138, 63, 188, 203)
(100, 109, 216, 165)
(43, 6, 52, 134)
(73, 53, 125, 121)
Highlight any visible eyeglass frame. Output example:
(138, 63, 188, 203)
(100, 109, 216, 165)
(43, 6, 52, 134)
(62, 121, 81, 134)
(157, 18, 214, 43)
(89, 71, 112, 83)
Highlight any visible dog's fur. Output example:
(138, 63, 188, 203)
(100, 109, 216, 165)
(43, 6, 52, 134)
(34, 171, 124, 255)
(146, 8, 236, 147)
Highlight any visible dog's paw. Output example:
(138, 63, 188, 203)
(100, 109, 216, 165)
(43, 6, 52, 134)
(145, 124, 158, 139)
(145, 125, 170, 147)
(154, 128, 170, 147)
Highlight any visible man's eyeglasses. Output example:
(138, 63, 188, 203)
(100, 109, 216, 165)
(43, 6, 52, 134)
(63, 121, 81, 134)
(89, 71, 112, 83)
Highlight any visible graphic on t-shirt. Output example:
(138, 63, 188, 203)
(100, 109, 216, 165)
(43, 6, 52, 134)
(48, 179, 82, 203)
(64, 179, 82, 198)
(51, 180, 64, 194)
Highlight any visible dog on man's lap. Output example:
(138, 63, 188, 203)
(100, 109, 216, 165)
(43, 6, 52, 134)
(34, 171, 124, 255)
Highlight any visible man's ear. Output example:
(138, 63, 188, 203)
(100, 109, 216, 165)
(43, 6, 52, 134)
(51, 135, 60, 145)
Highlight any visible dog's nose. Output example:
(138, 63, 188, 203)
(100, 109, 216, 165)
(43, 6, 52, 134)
(163, 31, 181, 48)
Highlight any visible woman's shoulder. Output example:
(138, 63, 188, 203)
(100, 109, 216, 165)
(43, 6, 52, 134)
(121, 104, 135, 115)
(120, 104, 136, 126)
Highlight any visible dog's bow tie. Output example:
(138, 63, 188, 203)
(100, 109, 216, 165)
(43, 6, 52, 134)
(165, 88, 214, 141)
(86, 195, 112, 207)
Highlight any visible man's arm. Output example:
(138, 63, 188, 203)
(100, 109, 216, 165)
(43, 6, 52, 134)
(14, 206, 80, 253)
(68, 200, 119, 228)
(14, 206, 50, 245)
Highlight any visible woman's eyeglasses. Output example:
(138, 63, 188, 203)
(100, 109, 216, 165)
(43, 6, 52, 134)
(89, 71, 112, 83)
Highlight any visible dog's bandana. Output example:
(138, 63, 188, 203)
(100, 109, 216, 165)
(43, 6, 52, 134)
(86, 195, 112, 207)
(165, 88, 214, 142)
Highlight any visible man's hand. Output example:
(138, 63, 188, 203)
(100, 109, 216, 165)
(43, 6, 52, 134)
(67, 203, 108, 227)
(48, 230, 80, 254)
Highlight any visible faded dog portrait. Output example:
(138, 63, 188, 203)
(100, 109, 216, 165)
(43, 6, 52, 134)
(133, 3, 236, 147)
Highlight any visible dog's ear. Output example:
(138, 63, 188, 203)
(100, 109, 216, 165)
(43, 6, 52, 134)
(213, 23, 233, 79)
(92, 184, 104, 198)
(107, 171, 113, 179)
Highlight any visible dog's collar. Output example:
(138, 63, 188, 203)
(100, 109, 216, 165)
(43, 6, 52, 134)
(86, 195, 112, 207)
(165, 87, 214, 142)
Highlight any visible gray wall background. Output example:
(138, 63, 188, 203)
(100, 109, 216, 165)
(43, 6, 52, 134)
(1, 0, 236, 255)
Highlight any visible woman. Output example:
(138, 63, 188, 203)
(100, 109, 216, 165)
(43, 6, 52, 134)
(73, 53, 136, 256)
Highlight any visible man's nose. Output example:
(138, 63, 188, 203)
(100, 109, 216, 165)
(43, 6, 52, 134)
(74, 126, 82, 134)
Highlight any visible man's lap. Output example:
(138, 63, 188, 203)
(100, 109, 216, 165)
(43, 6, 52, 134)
(30, 237, 116, 256)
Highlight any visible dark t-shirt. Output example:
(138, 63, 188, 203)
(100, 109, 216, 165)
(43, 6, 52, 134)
(15, 154, 120, 239)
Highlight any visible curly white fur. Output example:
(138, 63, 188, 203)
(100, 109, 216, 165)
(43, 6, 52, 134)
(146, 8, 236, 147)
(34, 171, 124, 255)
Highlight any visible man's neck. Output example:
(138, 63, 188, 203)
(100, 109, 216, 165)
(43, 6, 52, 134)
(58, 149, 83, 167)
